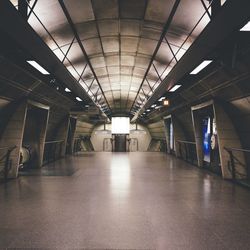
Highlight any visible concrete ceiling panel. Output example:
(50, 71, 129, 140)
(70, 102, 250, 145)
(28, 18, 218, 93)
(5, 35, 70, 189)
(133, 67, 146, 77)
(108, 66, 120, 75)
(90, 57, 106, 68)
(119, 0, 147, 19)
(64, 0, 95, 23)
(82, 38, 103, 56)
(141, 22, 163, 41)
(95, 67, 108, 77)
(76, 22, 98, 40)
(91, 0, 118, 19)
(120, 20, 141, 36)
(98, 20, 119, 36)
(102, 37, 119, 54)
(138, 38, 158, 55)
(121, 37, 139, 53)
(106, 56, 120, 66)
(121, 66, 133, 75)
(145, 0, 175, 23)
(121, 55, 135, 66)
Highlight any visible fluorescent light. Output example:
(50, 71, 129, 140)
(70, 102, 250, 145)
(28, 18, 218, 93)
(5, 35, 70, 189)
(76, 97, 82, 101)
(190, 60, 212, 74)
(158, 97, 166, 101)
(169, 84, 181, 92)
(240, 21, 250, 31)
(27, 60, 50, 75)
(65, 88, 71, 92)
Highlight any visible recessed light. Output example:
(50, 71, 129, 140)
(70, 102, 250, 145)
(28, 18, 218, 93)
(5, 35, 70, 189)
(155, 106, 161, 109)
(163, 100, 170, 106)
(190, 60, 213, 75)
(158, 97, 166, 101)
(240, 21, 250, 31)
(27, 60, 50, 75)
(65, 88, 71, 92)
(151, 104, 157, 108)
(146, 109, 151, 112)
(169, 85, 181, 92)
(76, 97, 82, 101)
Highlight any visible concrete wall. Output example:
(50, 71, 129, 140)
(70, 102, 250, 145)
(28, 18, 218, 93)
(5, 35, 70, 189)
(75, 120, 94, 138)
(147, 120, 165, 139)
(129, 124, 151, 152)
(91, 124, 112, 152)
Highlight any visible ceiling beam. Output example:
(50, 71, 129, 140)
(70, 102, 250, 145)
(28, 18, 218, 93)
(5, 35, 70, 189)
(58, 0, 112, 114)
(129, 0, 181, 114)
(132, 0, 250, 121)
(0, 0, 94, 105)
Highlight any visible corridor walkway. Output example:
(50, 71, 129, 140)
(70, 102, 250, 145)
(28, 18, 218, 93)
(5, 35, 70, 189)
(1, 152, 250, 249)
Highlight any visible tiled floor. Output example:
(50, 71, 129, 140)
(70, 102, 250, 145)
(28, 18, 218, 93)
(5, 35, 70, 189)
(1, 152, 250, 250)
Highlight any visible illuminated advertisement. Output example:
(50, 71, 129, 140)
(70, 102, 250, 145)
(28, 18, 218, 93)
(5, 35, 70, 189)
(202, 117, 211, 162)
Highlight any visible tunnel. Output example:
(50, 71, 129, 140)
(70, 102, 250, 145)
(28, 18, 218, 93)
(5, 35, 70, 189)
(1, 0, 250, 249)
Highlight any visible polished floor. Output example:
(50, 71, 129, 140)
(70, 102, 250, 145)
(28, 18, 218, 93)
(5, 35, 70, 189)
(1, 152, 250, 250)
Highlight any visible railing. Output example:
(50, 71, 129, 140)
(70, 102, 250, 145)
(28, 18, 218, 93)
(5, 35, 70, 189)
(43, 140, 64, 165)
(0, 146, 16, 180)
(73, 137, 82, 154)
(103, 138, 113, 152)
(224, 147, 250, 181)
(73, 136, 94, 154)
(128, 138, 139, 152)
(177, 140, 197, 165)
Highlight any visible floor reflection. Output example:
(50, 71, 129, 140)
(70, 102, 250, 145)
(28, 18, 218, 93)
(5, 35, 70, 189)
(110, 154, 131, 197)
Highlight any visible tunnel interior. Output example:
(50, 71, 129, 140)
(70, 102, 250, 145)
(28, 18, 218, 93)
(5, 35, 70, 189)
(0, 0, 249, 184)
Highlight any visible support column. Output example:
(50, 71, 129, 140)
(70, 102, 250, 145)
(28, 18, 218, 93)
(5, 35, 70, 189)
(213, 101, 246, 179)
(0, 101, 27, 178)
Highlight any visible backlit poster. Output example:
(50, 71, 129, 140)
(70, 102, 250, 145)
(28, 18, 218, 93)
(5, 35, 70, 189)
(202, 117, 211, 162)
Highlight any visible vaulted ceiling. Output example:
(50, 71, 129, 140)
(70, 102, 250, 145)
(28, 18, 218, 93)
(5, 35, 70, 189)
(10, 0, 221, 116)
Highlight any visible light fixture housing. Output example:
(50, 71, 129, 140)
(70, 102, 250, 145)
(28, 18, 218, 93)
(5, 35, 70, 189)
(169, 84, 181, 92)
(240, 21, 250, 31)
(27, 60, 50, 75)
(190, 60, 212, 75)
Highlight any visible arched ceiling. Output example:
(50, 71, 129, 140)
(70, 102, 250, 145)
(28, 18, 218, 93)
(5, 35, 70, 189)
(10, 0, 218, 116)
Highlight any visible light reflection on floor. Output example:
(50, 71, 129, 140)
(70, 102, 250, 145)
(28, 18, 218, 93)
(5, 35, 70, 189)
(110, 154, 131, 197)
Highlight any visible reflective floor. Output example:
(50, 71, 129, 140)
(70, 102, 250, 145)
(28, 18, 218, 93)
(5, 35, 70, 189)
(1, 152, 250, 249)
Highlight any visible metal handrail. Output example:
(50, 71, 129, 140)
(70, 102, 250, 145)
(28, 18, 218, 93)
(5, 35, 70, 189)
(176, 140, 196, 145)
(43, 141, 64, 165)
(177, 140, 197, 165)
(128, 138, 139, 152)
(224, 147, 249, 181)
(103, 138, 113, 152)
(44, 140, 64, 144)
(0, 146, 17, 180)
(224, 147, 250, 153)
